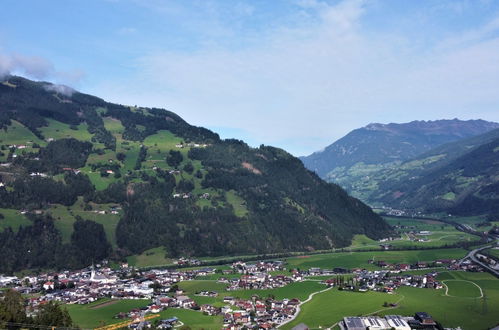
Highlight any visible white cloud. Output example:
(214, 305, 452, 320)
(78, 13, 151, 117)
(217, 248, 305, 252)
(0, 52, 54, 79)
(0, 50, 84, 88)
(90, 0, 499, 156)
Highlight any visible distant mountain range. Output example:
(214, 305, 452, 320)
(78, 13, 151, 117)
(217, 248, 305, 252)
(301, 119, 499, 177)
(301, 119, 499, 217)
(0, 76, 391, 273)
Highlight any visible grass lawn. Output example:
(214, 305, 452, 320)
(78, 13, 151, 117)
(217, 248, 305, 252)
(382, 216, 479, 248)
(0, 208, 32, 232)
(282, 289, 400, 329)
(39, 119, 93, 141)
(0, 120, 45, 146)
(178, 280, 325, 305)
(283, 271, 498, 330)
(127, 246, 172, 268)
(283, 248, 468, 271)
(158, 308, 223, 330)
(225, 190, 248, 217)
(48, 200, 121, 247)
(66, 298, 150, 329)
(444, 280, 482, 298)
(484, 247, 499, 259)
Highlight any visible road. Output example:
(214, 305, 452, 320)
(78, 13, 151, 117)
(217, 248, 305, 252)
(461, 245, 499, 278)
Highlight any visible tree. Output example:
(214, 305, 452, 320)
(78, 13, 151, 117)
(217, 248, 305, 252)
(166, 150, 183, 168)
(0, 289, 27, 327)
(34, 302, 72, 327)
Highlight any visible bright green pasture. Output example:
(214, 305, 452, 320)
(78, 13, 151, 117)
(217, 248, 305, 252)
(158, 308, 223, 330)
(48, 200, 121, 247)
(66, 298, 150, 329)
(0, 120, 45, 146)
(284, 271, 498, 330)
(127, 246, 172, 268)
(0, 208, 32, 232)
(282, 289, 400, 329)
(485, 247, 499, 259)
(284, 248, 467, 270)
(383, 216, 479, 247)
(178, 280, 325, 303)
(444, 280, 482, 298)
(102, 117, 125, 134)
(39, 119, 93, 141)
(225, 190, 248, 217)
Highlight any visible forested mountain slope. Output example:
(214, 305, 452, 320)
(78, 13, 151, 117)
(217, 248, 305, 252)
(0, 76, 391, 273)
(372, 130, 499, 216)
(300, 119, 499, 178)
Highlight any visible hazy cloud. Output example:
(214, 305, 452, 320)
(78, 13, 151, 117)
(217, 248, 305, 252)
(0, 52, 54, 79)
(0, 51, 84, 92)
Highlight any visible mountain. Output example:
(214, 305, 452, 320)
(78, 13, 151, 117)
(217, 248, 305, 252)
(300, 119, 499, 178)
(370, 129, 499, 216)
(0, 76, 391, 273)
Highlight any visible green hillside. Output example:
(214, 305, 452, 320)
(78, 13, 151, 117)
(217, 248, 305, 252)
(375, 133, 499, 216)
(0, 75, 391, 273)
(315, 126, 499, 219)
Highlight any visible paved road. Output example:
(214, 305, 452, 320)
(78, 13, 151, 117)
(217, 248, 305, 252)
(461, 245, 499, 278)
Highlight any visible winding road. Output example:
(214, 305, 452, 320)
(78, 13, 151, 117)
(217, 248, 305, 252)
(277, 284, 334, 328)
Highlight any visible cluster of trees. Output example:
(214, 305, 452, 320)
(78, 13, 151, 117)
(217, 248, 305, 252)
(0, 215, 111, 273)
(0, 173, 93, 209)
(166, 150, 183, 168)
(134, 145, 147, 170)
(83, 107, 116, 150)
(105, 105, 219, 143)
(0, 289, 72, 329)
(13, 138, 92, 174)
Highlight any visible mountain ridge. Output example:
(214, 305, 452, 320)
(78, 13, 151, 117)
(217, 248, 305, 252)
(301, 119, 499, 178)
(0, 75, 391, 273)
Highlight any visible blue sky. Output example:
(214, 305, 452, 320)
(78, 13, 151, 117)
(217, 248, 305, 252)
(1, 0, 499, 156)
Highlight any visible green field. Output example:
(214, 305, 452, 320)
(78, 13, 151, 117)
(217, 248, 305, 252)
(66, 299, 150, 329)
(127, 246, 172, 268)
(484, 247, 499, 259)
(0, 120, 45, 146)
(283, 271, 498, 330)
(39, 119, 93, 141)
(178, 279, 325, 304)
(443, 280, 482, 298)
(158, 308, 223, 329)
(0, 208, 32, 232)
(382, 216, 479, 248)
(283, 248, 467, 271)
(282, 289, 399, 329)
(48, 199, 121, 247)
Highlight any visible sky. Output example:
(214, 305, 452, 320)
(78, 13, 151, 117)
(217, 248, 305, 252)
(1, 0, 499, 156)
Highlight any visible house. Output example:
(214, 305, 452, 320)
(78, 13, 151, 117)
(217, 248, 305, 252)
(43, 282, 55, 290)
(200, 304, 220, 316)
(176, 295, 195, 308)
(414, 312, 436, 326)
(149, 305, 162, 313)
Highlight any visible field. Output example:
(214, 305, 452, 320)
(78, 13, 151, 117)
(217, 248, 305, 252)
(65, 298, 150, 329)
(283, 248, 467, 270)
(47, 198, 121, 247)
(126, 246, 172, 268)
(382, 216, 479, 248)
(179, 280, 325, 305)
(484, 247, 499, 259)
(0, 208, 32, 232)
(158, 308, 223, 329)
(283, 271, 499, 330)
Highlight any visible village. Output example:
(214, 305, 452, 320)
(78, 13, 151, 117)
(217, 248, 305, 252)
(0, 254, 488, 329)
